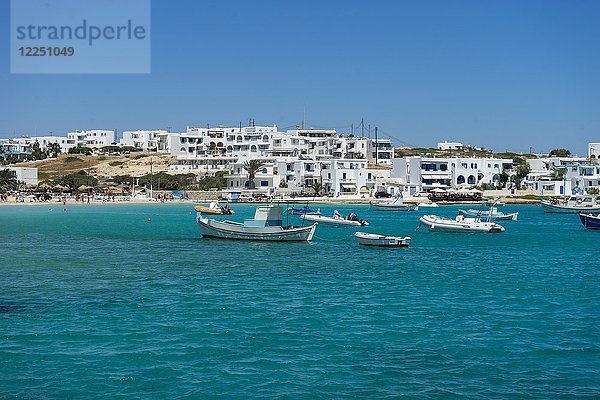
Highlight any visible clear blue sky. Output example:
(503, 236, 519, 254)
(1, 0, 599, 155)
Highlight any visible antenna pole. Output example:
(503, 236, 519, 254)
(375, 127, 378, 165)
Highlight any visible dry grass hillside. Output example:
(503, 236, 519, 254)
(22, 153, 177, 181)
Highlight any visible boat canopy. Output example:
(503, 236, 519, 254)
(244, 206, 283, 227)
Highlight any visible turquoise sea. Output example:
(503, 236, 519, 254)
(1, 203, 598, 399)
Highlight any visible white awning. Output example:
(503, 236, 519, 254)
(340, 183, 356, 189)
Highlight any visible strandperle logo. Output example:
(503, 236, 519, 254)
(15, 19, 147, 46)
(11, 0, 151, 74)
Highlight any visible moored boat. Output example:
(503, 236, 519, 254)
(301, 210, 368, 226)
(197, 205, 316, 241)
(458, 207, 518, 221)
(579, 212, 600, 230)
(418, 214, 505, 233)
(287, 205, 321, 215)
(370, 196, 418, 211)
(541, 195, 600, 214)
(354, 232, 411, 247)
(417, 202, 439, 208)
(194, 201, 234, 215)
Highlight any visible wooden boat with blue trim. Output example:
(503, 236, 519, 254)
(197, 205, 317, 241)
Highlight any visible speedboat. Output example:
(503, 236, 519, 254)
(370, 196, 418, 211)
(355, 232, 411, 247)
(541, 195, 600, 214)
(301, 210, 368, 226)
(458, 207, 518, 221)
(197, 205, 317, 241)
(419, 214, 505, 233)
(579, 212, 600, 230)
(287, 205, 321, 215)
(194, 201, 234, 215)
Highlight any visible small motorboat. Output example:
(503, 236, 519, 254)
(355, 232, 411, 247)
(197, 205, 317, 241)
(458, 207, 518, 221)
(194, 201, 234, 215)
(418, 214, 505, 233)
(417, 202, 439, 208)
(370, 196, 418, 211)
(541, 195, 600, 214)
(287, 205, 321, 215)
(301, 210, 368, 226)
(579, 212, 600, 230)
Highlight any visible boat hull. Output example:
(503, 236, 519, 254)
(370, 203, 418, 211)
(301, 214, 368, 226)
(419, 215, 505, 233)
(355, 232, 410, 247)
(541, 201, 600, 214)
(197, 218, 316, 241)
(287, 207, 321, 215)
(579, 213, 600, 230)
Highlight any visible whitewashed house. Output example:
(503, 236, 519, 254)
(67, 130, 115, 149)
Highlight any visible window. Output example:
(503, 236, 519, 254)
(343, 173, 347, 179)
(261, 168, 267, 174)
(260, 181, 269, 187)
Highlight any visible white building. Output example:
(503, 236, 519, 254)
(224, 158, 281, 192)
(322, 159, 390, 196)
(288, 129, 338, 159)
(67, 130, 115, 149)
(589, 143, 600, 159)
(7, 167, 38, 186)
(120, 129, 168, 151)
(0, 138, 32, 161)
(437, 141, 464, 151)
(370, 138, 394, 166)
(526, 157, 600, 195)
(391, 156, 513, 193)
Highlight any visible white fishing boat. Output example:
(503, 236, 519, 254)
(370, 196, 418, 211)
(301, 210, 368, 226)
(418, 214, 505, 233)
(417, 202, 439, 208)
(354, 232, 411, 247)
(458, 207, 518, 221)
(197, 205, 317, 241)
(540, 195, 600, 214)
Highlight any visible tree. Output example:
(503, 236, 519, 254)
(312, 179, 323, 196)
(499, 171, 509, 187)
(69, 146, 93, 155)
(46, 142, 62, 158)
(242, 159, 265, 189)
(31, 140, 46, 161)
(550, 168, 565, 181)
(0, 168, 18, 192)
(54, 170, 98, 192)
(515, 164, 531, 189)
(549, 148, 571, 157)
(279, 180, 288, 188)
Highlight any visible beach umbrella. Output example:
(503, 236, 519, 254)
(77, 185, 92, 192)
(431, 188, 446, 193)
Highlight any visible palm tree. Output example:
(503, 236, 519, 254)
(312, 180, 323, 197)
(242, 159, 265, 189)
(0, 168, 18, 192)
